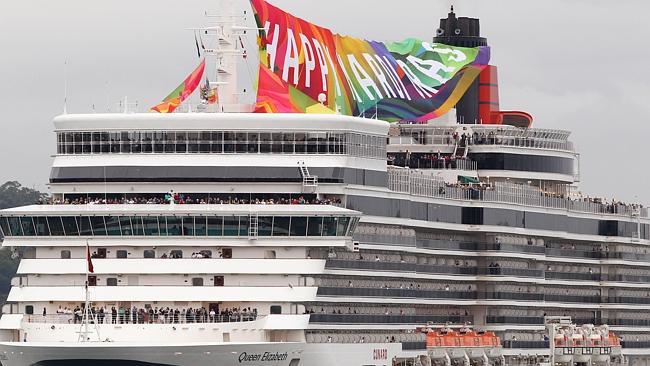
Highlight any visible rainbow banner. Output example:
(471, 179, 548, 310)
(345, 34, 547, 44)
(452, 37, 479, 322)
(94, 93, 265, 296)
(250, 0, 490, 122)
(151, 59, 206, 113)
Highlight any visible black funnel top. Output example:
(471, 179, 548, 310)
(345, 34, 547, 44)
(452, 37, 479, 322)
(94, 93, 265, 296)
(433, 6, 487, 48)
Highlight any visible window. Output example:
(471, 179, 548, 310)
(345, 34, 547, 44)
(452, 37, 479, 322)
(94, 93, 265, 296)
(119, 217, 132, 235)
(167, 217, 182, 236)
(60, 250, 71, 259)
(221, 248, 232, 259)
(170, 250, 183, 259)
(182, 217, 194, 236)
(272, 217, 290, 236)
(76, 216, 92, 236)
(106, 278, 118, 286)
(322, 217, 338, 236)
(130, 217, 144, 236)
(90, 216, 107, 236)
(270, 305, 282, 315)
(116, 250, 128, 259)
(223, 216, 239, 236)
(214, 276, 225, 286)
(207, 216, 223, 236)
(0, 217, 10, 237)
(47, 217, 65, 236)
(307, 217, 323, 236)
(143, 217, 159, 236)
(20, 217, 36, 236)
(61, 217, 79, 236)
(88, 276, 97, 286)
(104, 216, 121, 236)
(194, 216, 207, 236)
(192, 278, 204, 286)
(258, 216, 273, 236)
(25, 305, 34, 315)
(143, 250, 155, 259)
(290, 217, 307, 236)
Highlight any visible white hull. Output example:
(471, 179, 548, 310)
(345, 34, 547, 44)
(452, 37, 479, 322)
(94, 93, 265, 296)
(0, 342, 405, 366)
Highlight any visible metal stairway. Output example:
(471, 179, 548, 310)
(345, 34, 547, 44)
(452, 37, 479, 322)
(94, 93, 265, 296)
(248, 213, 259, 240)
(298, 161, 318, 188)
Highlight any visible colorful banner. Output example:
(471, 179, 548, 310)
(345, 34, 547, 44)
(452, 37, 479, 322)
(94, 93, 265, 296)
(250, 0, 490, 122)
(151, 58, 206, 113)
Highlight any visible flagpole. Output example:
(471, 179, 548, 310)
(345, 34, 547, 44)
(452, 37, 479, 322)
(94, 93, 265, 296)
(83, 240, 90, 341)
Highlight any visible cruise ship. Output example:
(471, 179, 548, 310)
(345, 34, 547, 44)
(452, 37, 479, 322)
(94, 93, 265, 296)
(0, 2, 648, 366)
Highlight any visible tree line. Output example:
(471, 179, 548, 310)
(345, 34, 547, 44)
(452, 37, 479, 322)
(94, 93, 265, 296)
(0, 181, 48, 305)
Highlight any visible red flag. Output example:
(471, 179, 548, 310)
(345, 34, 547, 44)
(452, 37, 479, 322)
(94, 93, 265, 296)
(86, 243, 94, 273)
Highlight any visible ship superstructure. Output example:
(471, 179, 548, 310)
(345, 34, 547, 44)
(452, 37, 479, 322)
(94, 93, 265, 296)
(0, 3, 648, 366)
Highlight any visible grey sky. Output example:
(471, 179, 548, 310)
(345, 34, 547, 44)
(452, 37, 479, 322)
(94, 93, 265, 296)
(0, 0, 648, 204)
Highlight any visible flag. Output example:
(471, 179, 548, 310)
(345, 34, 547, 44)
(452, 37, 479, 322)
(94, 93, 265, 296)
(86, 242, 94, 274)
(150, 58, 206, 113)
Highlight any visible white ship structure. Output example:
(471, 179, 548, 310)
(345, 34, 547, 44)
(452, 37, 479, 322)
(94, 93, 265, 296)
(0, 2, 648, 366)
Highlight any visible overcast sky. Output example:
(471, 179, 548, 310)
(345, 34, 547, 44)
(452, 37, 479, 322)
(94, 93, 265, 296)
(0, 0, 649, 204)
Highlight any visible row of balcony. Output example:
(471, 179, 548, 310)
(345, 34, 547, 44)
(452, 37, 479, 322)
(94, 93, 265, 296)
(316, 287, 650, 305)
(325, 259, 637, 283)
(414, 239, 650, 263)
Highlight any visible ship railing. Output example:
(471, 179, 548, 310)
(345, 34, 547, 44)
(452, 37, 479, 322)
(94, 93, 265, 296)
(392, 125, 575, 152)
(502, 340, 550, 349)
(24, 313, 258, 325)
(387, 167, 647, 218)
(388, 158, 478, 171)
(309, 314, 473, 325)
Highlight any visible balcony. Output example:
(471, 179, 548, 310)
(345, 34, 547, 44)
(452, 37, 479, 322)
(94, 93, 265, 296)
(502, 340, 550, 349)
(316, 287, 477, 300)
(25, 312, 258, 325)
(545, 271, 601, 281)
(479, 292, 544, 302)
(486, 316, 544, 325)
(325, 259, 477, 276)
(477, 267, 544, 278)
(309, 314, 472, 324)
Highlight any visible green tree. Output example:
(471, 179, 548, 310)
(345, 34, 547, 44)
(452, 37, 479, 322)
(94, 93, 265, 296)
(0, 181, 48, 209)
(0, 181, 48, 304)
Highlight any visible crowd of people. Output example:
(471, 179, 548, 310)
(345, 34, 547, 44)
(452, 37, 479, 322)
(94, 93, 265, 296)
(49, 306, 257, 324)
(40, 194, 342, 206)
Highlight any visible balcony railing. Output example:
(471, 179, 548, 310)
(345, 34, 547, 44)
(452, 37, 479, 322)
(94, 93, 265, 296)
(25, 313, 258, 324)
(401, 341, 427, 350)
(545, 271, 602, 281)
(486, 316, 544, 325)
(502, 340, 550, 349)
(391, 125, 574, 152)
(388, 167, 647, 218)
(325, 259, 477, 275)
(477, 267, 544, 278)
(621, 341, 650, 348)
(316, 287, 477, 300)
(309, 314, 472, 324)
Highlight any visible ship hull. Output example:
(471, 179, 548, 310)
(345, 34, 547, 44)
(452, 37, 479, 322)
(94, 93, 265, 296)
(0, 342, 404, 366)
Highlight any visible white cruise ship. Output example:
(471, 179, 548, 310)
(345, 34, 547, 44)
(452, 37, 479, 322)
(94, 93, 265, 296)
(0, 2, 648, 366)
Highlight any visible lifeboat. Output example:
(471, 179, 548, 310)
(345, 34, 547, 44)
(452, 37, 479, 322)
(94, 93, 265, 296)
(423, 328, 502, 366)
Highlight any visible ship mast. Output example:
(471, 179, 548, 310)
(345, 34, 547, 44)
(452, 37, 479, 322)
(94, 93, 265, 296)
(196, 0, 253, 113)
(78, 240, 101, 342)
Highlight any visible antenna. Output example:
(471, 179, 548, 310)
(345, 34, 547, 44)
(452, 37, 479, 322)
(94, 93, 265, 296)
(63, 61, 68, 114)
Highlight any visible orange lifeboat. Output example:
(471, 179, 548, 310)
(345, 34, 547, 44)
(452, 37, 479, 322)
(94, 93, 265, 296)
(425, 329, 501, 348)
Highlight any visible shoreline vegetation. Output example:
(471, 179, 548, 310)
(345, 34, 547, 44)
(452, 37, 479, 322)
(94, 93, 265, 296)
(0, 181, 48, 305)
